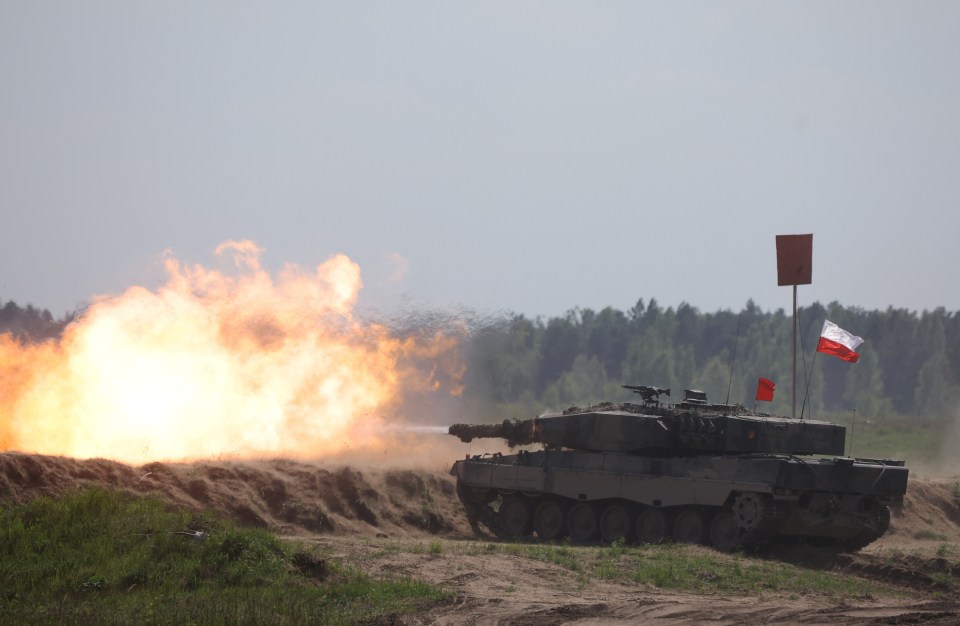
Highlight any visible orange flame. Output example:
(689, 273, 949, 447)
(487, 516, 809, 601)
(0, 241, 463, 463)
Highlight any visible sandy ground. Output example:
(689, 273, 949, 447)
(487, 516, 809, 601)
(2, 452, 959, 624)
(308, 535, 960, 625)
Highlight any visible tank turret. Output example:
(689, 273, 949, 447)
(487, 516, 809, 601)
(449, 391, 846, 456)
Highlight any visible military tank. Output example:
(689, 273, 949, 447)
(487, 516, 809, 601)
(449, 385, 907, 552)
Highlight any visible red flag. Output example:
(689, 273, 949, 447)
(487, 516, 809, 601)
(816, 320, 863, 363)
(756, 377, 775, 402)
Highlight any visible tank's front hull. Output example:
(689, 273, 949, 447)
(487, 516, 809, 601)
(451, 449, 906, 551)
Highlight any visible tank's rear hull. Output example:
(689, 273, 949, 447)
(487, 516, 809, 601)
(451, 450, 906, 551)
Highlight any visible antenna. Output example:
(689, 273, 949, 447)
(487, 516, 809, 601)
(849, 408, 856, 457)
(798, 303, 815, 421)
(725, 313, 742, 405)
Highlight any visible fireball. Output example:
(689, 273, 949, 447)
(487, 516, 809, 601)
(0, 241, 462, 463)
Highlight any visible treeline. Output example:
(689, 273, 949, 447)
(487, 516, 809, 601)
(462, 299, 960, 421)
(0, 300, 73, 342)
(3, 297, 958, 421)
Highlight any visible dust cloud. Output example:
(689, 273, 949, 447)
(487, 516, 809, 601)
(936, 403, 960, 475)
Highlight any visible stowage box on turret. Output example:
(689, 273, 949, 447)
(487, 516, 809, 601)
(449, 387, 907, 552)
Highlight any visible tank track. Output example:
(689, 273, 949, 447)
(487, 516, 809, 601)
(838, 504, 891, 552)
(456, 482, 504, 537)
(455, 482, 788, 550)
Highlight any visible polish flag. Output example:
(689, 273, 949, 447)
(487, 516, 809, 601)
(816, 320, 863, 363)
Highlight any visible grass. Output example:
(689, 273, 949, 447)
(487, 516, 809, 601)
(498, 542, 584, 573)
(914, 529, 949, 542)
(623, 544, 875, 595)
(832, 412, 946, 462)
(371, 539, 446, 556)
(0, 488, 449, 624)
(435, 539, 886, 598)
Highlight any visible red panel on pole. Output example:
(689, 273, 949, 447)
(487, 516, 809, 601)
(775, 234, 813, 286)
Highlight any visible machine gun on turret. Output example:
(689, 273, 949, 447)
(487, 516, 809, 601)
(622, 384, 670, 406)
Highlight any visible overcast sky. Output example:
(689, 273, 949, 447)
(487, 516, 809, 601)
(2, 2, 958, 320)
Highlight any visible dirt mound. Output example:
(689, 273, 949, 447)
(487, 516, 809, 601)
(0, 452, 473, 538)
(891, 478, 960, 535)
(2, 451, 959, 549)
(857, 476, 960, 561)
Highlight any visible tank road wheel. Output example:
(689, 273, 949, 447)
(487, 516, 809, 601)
(731, 492, 777, 550)
(672, 509, 707, 544)
(567, 503, 599, 543)
(731, 493, 765, 534)
(600, 504, 634, 544)
(533, 499, 566, 541)
(709, 510, 740, 552)
(497, 495, 532, 540)
(636, 508, 670, 545)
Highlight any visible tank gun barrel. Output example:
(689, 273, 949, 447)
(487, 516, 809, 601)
(448, 419, 538, 447)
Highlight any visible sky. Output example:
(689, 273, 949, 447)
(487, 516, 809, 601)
(2, 1, 958, 320)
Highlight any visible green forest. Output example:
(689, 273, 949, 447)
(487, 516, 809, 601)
(3, 297, 959, 423)
(461, 299, 960, 423)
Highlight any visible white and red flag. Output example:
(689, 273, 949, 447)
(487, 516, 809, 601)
(816, 320, 863, 363)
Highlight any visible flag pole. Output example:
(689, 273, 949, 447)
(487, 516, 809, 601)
(801, 349, 818, 421)
(775, 233, 812, 422)
(792, 284, 797, 420)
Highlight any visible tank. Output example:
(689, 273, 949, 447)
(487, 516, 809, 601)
(449, 386, 907, 552)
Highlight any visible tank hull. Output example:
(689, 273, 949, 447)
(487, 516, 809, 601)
(451, 450, 906, 551)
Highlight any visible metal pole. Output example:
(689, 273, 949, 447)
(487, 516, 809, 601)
(850, 408, 856, 457)
(792, 284, 797, 420)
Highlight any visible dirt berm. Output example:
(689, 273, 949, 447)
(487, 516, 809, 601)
(3, 452, 960, 624)
(0, 452, 474, 538)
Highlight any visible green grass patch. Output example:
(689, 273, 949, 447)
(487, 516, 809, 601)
(914, 529, 949, 542)
(498, 542, 585, 573)
(0, 488, 448, 624)
(833, 413, 943, 462)
(458, 540, 885, 598)
(625, 544, 875, 596)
